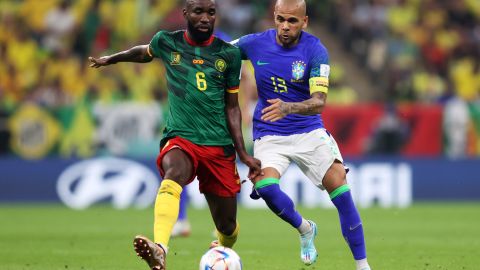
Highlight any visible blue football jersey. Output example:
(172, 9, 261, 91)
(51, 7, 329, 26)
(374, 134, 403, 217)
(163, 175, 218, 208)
(234, 29, 330, 140)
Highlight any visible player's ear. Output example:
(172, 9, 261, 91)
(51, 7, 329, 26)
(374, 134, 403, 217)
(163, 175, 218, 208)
(303, 16, 308, 29)
(183, 8, 187, 19)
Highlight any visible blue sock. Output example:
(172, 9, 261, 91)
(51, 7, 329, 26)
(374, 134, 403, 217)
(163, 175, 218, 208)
(331, 185, 366, 260)
(255, 178, 302, 228)
(177, 188, 188, 220)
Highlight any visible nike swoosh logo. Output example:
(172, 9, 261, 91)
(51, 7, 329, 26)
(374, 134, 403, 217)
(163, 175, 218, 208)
(349, 223, 362, 231)
(257, 60, 270, 66)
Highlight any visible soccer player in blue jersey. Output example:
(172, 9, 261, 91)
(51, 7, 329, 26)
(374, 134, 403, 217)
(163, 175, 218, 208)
(232, 0, 371, 269)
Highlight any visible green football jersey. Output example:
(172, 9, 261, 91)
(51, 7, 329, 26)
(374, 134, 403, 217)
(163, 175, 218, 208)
(148, 30, 242, 146)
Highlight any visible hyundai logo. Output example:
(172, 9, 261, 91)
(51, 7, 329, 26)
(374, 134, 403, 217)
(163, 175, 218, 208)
(57, 157, 159, 209)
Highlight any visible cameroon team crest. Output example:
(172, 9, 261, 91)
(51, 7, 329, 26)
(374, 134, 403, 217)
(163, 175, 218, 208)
(292, 60, 306, 81)
(170, 52, 181, 65)
(215, 59, 227, 72)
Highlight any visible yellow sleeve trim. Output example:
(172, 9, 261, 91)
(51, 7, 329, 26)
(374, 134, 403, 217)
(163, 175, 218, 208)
(147, 46, 153, 57)
(309, 77, 329, 94)
(226, 87, 240, 93)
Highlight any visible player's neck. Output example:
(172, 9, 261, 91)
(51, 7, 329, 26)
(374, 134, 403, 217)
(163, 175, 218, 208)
(184, 31, 214, 47)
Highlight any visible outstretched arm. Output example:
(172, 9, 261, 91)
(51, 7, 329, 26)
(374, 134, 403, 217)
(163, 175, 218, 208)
(261, 92, 326, 122)
(225, 92, 262, 179)
(88, 45, 153, 68)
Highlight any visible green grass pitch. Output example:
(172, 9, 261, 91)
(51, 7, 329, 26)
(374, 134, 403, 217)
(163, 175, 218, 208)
(1, 203, 479, 269)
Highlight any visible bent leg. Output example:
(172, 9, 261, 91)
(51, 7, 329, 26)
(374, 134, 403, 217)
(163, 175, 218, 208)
(134, 146, 194, 270)
(253, 168, 305, 229)
(205, 194, 238, 248)
(154, 148, 194, 248)
(254, 168, 317, 265)
(324, 162, 369, 268)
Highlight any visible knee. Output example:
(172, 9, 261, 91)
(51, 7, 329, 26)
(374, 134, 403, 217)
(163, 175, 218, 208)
(323, 162, 347, 192)
(163, 167, 190, 185)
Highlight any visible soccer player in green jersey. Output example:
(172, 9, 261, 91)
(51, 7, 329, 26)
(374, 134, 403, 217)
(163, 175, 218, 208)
(89, 0, 261, 269)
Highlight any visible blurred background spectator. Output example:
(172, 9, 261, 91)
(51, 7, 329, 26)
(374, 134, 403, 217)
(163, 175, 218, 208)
(366, 103, 409, 154)
(0, 0, 479, 159)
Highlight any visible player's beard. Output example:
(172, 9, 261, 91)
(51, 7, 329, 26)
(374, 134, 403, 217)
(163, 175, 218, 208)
(187, 21, 213, 43)
(277, 31, 302, 48)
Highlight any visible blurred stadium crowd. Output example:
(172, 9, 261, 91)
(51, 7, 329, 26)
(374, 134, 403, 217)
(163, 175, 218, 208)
(325, 0, 480, 103)
(323, 0, 480, 157)
(0, 0, 276, 159)
(0, 0, 479, 159)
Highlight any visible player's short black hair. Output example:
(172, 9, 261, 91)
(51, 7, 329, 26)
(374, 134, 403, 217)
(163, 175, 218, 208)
(185, 0, 216, 8)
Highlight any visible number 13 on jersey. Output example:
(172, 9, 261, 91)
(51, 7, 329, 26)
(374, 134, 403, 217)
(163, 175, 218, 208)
(196, 72, 207, 91)
(271, 76, 288, 93)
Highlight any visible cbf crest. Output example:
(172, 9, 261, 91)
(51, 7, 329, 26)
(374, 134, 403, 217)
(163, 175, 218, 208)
(291, 60, 306, 82)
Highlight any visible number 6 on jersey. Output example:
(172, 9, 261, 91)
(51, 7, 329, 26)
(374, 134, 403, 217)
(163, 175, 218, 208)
(196, 72, 207, 91)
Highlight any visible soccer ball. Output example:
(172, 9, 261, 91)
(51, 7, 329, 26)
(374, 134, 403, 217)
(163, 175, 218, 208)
(199, 246, 242, 270)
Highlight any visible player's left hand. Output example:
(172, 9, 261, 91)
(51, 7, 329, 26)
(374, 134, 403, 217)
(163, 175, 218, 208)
(88, 56, 111, 68)
(261, 99, 291, 122)
(240, 155, 263, 180)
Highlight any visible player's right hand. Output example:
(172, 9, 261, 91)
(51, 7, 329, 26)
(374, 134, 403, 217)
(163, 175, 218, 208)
(88, 56, 111, 68)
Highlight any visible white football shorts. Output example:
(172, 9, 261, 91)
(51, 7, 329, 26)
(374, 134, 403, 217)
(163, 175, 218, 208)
(253, 128, 344, 190)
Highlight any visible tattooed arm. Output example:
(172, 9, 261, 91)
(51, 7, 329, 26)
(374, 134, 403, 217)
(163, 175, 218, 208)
(261, 92, 326, 122)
